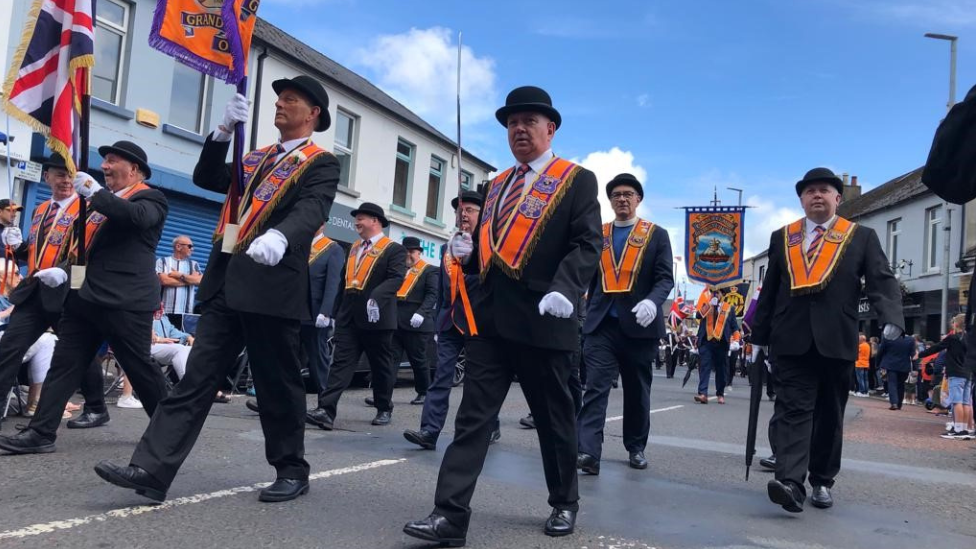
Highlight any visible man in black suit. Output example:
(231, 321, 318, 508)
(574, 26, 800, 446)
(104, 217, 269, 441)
(0, 141, 169, 454)
(308, 202, 405, 428)
(0, 154, 107, 432)
(751, 167, 903, 513)
(393, 236, 438, 405)
(576, 173, 674, 475)
(405, 86, 602, 546)
(695, 287, 739, 405)
(94, 76, 339, 503)
(301, 227, 344, 419)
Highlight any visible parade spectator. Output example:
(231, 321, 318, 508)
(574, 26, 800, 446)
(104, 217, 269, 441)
(919, 315, 971, 439)
(878, 332, 915, 410)
(854, 334, 870, 396)
(156, 235, 203, 329)
(0, 198, 22, 229)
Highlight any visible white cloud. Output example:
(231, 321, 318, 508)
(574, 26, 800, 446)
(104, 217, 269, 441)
(356, 27, 498, 136)
(742, 195, 802, 258)
(572, 147, 649, 222)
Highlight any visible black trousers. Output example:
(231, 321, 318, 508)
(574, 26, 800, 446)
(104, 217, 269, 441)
(393, 330, 431, 395)
(321, 327, 396, 415)
(577, 318, 655, 460)
(666, 347, 680, 378)
(433, 337, 579, 529)
(772, 348, 852, 495)
(0, 293, 105, 414)
(29, 293, 166, 439)
(887, 370, 909, 408)
(130, 290, 309, 487)
(301, 323, 335, 408)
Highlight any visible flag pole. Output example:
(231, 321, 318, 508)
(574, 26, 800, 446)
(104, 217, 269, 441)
(454, 31, 463, 230)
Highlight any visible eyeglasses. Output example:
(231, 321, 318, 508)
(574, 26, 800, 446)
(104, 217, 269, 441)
(610, 191, 637, 200)
(177, 243, 194, 249)
(459, 207, 481, 215)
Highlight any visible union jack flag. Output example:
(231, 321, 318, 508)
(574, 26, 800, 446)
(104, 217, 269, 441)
(2, 0, 94, 174)
(668, 290, 690, 330)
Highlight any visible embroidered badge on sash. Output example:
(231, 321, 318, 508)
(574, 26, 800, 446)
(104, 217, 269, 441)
(533, 175, 559, 194)
(253, 180, 276, 201)
(518, 196, 546, 219)
(787, 232, 803, 247)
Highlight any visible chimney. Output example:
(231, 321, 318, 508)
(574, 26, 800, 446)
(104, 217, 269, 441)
(843, 174, 862, 201)
(842, 173, 850, 186)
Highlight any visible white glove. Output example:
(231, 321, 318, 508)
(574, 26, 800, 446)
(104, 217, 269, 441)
(538, 291, 574, 318)
(72, 172, 102, 199)
(34, 267, 68, 288)
(631, 299, 657, 328)
(2, 227, 23, 248)
(315, 314, 332, 328)
(710, 297, 719, 306)
(366, 299, 380, 323)
(410, 313, 424, 328)
(245, 229, 288, 266)
(750, 345, 768, 363)
(729, 341, 741, 352)
(213, 93, 250, 142)
(448, 232, 474, 261)
(882, 323, 902, 341)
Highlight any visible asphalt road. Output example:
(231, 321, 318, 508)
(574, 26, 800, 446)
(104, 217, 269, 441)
(1, 366, 975, 549)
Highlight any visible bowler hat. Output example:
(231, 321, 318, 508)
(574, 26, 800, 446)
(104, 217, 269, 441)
(606, 173, 644, 200)
(98, 140, 151, 179)
(450, 190, 484, 210)
(42, 153, 69, 172)
(272, 75, 331, 132)
(350, 202, 389, 228)
(402, 236, 423, 251)
(495, 86, 562, 130)
(795, 167, 843, 196)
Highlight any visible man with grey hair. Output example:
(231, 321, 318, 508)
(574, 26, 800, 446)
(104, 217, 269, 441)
(156, 235, 202, 329)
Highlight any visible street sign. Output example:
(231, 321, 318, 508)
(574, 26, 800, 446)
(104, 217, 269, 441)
(12, 159, 42, 182)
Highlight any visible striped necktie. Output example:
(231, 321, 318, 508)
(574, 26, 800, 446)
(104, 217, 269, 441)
(494, 164, 530, 236)
(807, 225, 825, 260)
(38, 202, 60, 243)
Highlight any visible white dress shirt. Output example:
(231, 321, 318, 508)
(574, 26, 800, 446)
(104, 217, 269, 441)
(356, 232, 384, 262)
(803, 215, 836, 250)
(497, 149, 555, 210)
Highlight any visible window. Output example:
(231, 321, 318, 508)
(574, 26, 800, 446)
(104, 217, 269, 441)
(334, 111, 355, 187)
(887, 218, 901, 265)
(93, 0, 129, 104)
(168, 61, 207, 133)
(925, 205, 942, 271)
(460, 170, 473, 191)
(427, 156, 445, 219)
(392, 139, 414, 209)
(758, 265, 766, 284)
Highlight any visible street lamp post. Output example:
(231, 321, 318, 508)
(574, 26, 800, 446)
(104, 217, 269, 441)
(727, 187, 743, 207)
(924, 32, 958, 334)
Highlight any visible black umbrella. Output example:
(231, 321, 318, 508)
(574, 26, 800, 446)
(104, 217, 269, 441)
(681, 340, 699, 388)
(745, 348, 767, 480)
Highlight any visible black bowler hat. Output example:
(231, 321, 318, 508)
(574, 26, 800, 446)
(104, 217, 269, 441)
(606, 173, 644, 200)
(42, 153, 69, 172)
(450, 190, 483, 210)
(272, 75, 331, 132)
(98, 140, 151, 179)
(350, 201, 389, 228)
(402, 236, 423, 251)
(795, 167, 843, 196)
(495, 86, 562, 130)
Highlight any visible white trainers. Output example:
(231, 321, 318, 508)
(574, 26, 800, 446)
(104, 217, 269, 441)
(117, 395, 143, 409)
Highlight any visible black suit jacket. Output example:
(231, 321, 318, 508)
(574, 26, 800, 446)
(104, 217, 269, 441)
(751, 223, 904, 362)
(464, 164, 602, 351)
(397, 264, 438, 333)
(583, 223, 674, 339)
(72, 187, 168, 311)
(192, 135, 339, 320)
(336, 241, 406, 331)
(307, 242, 344, 322)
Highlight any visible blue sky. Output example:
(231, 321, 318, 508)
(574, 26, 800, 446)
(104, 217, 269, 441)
(259, 0, 975, 292)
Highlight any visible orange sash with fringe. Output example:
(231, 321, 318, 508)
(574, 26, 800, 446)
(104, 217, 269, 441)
(345, 237, 393, 291)
(784, 217, 856, 295)
(82, 183, 150, 254)
(706, 301, 733, 341)
(27, 196, 80, 274)
(308, 234, 336, 265)
(445, 253, 478, 336)
(397, 260, 429, 299)
(600, 219, 655, 294)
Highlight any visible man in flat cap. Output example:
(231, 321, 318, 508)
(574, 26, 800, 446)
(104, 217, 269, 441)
(576, 173, 673, 475)
(750, 167, 902, 513)
(308, 202, 406, 429)
(393, 236, 438, 405)
(405, 86, 602, 545)
(95, 75, 340, 504)
(0, 142, 170, 454)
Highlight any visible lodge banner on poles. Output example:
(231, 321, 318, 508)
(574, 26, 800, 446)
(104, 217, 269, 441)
(684, 206, 745, 287)
(149, 0, 261, 84)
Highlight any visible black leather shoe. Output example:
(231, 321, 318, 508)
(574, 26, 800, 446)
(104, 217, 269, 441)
(403, 513, 466, 547)
(810, 485, 833, 509)
(94, 461, 167, 502)
(67, 411, 110, 429)
(488, 427, 501, 445)
(410, 393, 426, 405)
(403, 429, 437, 450)
(305, 408, 334, 431)
(767, 479, 804, 513)
(519, 414, 535, 429)
(759, 455, 777, 470)
(0, 429, 55, 454)
(577, 452, 600, 475)
(628, 451, 648, 470)
(372, 410, 392, 425)
(258, 478, 309, 502)
(245, 399, 260, 413)
(544, 508, 577, 537)
(364, 396, 375, 407)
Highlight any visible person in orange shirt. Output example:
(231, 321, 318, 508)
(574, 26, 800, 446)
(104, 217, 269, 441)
(854, 333, 870, 396)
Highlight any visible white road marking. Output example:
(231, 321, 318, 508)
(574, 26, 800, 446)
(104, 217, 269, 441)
(0, 458, 405, 540)
(606, 405, 683, 423)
